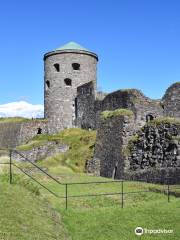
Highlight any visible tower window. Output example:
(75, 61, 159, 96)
(64, 78, 72, 86)
(46, 80, 50, 89)
(72, 63, 80, 70)
(54, 63, 60, 72)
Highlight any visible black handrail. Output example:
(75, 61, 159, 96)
(13, 163, 60, 198)
(13, 149, 64, 185)
(0, 148, 179, 210)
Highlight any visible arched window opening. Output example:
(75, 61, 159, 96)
(54, 63, 60, 72)
(72, 63, 80, 70)
(146, 114, 154, 122)
(64, 78, 72, 86)
(37, 128, 42, 134)
(46, 80, 50, 89)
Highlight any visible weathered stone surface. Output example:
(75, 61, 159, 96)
(126, 121, 180, 183)
(162, 82, 180, 119)
(0, 120, 47, 148)
(87, 113, 135, 178)
(76, 84, 164, 130)
(12, 141, 69, 162)
(44, 49, 98, 134)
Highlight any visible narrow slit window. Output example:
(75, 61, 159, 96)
(54, 63, 60, 72)
(72, 63, 80, 70)
(64, 78, 72, 86)
(46, 80, 50, 89)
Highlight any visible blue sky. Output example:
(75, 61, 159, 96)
(0, 0, 180, 105)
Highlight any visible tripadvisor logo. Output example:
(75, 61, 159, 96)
(135, 227, 173, 236)
(135, 227, 144, 236)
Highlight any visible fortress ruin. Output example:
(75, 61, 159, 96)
(0, 41, 179, 183)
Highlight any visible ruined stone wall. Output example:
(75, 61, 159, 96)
(0, 120, 47, 148)
(76, 83, 164, 130)
(19, 121, 47, 144)
(101, 89, 163, 128)
(0, 122, 22, 148)
(126, 120, 180, 183)
(12, 141, 68, 162)
(162, 82, 180, 119)
(88, 114, 180, 183)
(87, 112, 135, 178)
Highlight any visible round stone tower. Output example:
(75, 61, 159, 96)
(44, 41, 98, 133)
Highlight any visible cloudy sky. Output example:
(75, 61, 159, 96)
(0, 101, 44, 118)
(0, 0, 180, 117)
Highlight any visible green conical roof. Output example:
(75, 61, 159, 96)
(55, 41, 89, 51)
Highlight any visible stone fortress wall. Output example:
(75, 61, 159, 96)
(76, 81, 180, 130)
(126, 120, 180, 183)
(85, 82, 180, 183)
(0, 120, 47, 148)
(0, 41, 179, 184)
(87, 113, 135, 178)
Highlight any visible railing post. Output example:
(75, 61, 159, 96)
(65, 184, 68, 210)
(9, 149, 12, 184)
(167, 181, 170, 203)
(121, 180, 124, 208)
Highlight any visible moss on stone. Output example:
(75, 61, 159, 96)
(15, 128, 97, 172)
(123, 134, 139, 157)
(0, 117, 30, 123)
(0, 117, 47, 124)
(172, 136, 180, 142)
(101, 108, 134, 120)
(16, 140, 48, 151)
(146, 117, 180, 126)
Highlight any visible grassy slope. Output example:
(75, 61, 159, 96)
(36, 172, 180, 240)
(1, 128, 180, 239)
(62, 200, 180, 240)
(17, 128, 97, 172)
(0, 181, 69, 240)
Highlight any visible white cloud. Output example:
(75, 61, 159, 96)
(0, 101, 44, 118)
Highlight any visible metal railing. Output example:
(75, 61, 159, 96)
(0, 148, 179, 210)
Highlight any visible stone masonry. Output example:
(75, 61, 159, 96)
(126, 120, 180, 184)
(87, 112, 136, 178)
(0, 120, 47, 148)
(44, 42, 98, 134)
(0, 42, 180, 184)
(12, 141, 68, 162)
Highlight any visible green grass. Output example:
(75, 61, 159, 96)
(145, 117, 180, 126)
(16, 140, 48, 151)
(1, 156, 180, 240)
(101, 108, 134, 120)
(0, 117, 47, 124)
(0, 181, 69, 240)
(0, 117, 30, 123)
(17, 128, 97, 172)
(23, 170, 180, 240)
(61, 199, 180, 240)
(1, 127, 180, 240)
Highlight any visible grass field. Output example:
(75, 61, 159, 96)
(0, 181, 69, 240)
(1, 166, 180, 240)
(0, 127, 180, 240)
